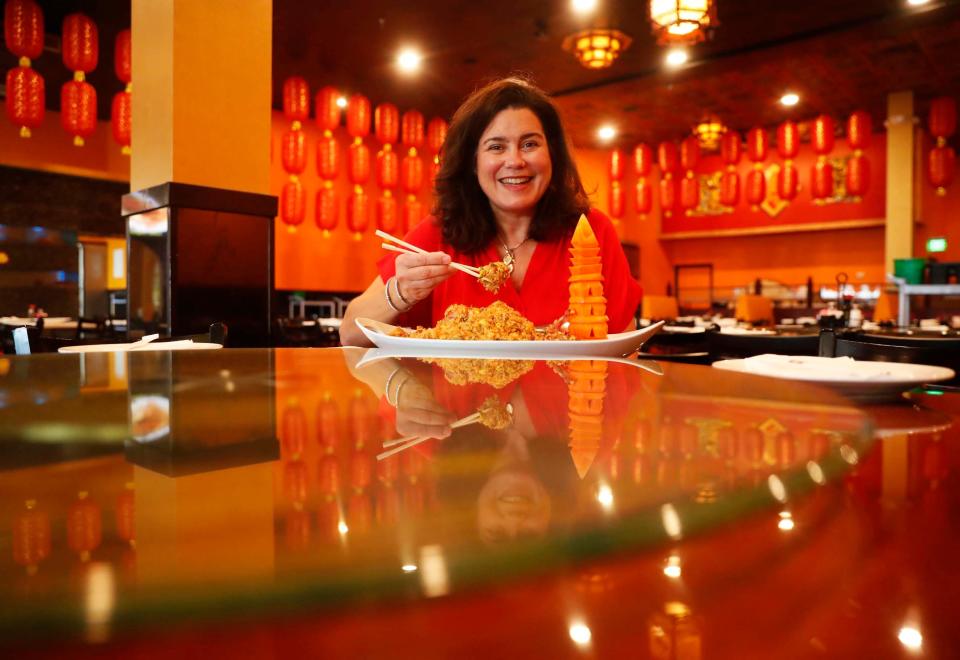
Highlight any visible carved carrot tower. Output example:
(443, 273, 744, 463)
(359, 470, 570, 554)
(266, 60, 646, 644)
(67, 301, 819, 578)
(567, 359, 608, 479)
(568, 214, 608, 339)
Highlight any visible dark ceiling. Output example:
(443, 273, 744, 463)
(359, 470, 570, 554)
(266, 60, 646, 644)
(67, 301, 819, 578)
(5, 0, 960, 149)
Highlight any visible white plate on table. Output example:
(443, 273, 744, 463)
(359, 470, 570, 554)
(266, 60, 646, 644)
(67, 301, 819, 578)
(355, 318, 664, 359)
(713, 354, 955, 399)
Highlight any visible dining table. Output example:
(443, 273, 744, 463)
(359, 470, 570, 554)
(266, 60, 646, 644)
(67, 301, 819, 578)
(0, 346, 957, 658)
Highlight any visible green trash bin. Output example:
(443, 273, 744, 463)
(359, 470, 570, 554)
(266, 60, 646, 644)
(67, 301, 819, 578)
(894, 258, 926, 284)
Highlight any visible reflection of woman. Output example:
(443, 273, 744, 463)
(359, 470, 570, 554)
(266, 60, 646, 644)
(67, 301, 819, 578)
(340, 76, 642, 346)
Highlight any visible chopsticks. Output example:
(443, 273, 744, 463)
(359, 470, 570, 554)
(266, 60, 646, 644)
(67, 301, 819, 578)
(376, 229, 481, 278)
(377, 411, 483, 461)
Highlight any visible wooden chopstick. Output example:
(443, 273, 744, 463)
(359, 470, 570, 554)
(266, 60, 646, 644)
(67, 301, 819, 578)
(377, 435, 432, 460)
(379, 410, 483, 454)
(377, 235, 481, 278)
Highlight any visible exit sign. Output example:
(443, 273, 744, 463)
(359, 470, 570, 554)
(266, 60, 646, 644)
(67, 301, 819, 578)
(927, 237, 947, 253)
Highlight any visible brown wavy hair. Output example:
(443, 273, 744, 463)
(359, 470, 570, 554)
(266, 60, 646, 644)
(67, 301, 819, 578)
(432, 76, 589, 254)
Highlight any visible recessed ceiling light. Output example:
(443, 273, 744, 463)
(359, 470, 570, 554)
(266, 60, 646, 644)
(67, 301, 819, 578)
(336, 96, 347, 108)
(598, 125, 616, 141)
(571, 0, 598, 13)
(780, 92, 800, 107)
(907, 0, 931, 6)
(665, 49, 688, 67)
(397, 48, 423, 73)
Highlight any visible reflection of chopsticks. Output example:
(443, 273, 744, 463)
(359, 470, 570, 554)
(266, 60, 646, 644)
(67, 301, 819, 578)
(377, 411, 483, 460)
(376, 229, 481, 279)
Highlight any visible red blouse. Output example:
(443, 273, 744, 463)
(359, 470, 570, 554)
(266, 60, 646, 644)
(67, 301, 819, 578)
(377, 208, 642, 331)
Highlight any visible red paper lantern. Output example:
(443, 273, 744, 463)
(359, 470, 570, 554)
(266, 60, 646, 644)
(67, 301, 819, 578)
(282, 77, 310, 124)
(634, 143, 653, 176)
(635, 179, 653, 214)
(929, 145, 955, 195)
(316, 134, 339, 179)
(680, 176, 699, 212)
(61, 79, 97, 146)
(720, 131, 741, 166)
(114, 29, 131, 82)
(347, 189, 369, 236)
(401, 110, 425, 150)
(346, 94, 370, 139)
(315, 86, 340, 133)
(659, 178, 676, 215)
(720, 171, 739, 206)
(746, 169, 766, 208)
(609, 180, 625, 218)
(67, 491, 102, 562)
(377, 194, 399, 233)
(427, 117, 448, 154)
(746, 128, 768, 162)
(12, 499, 50, 574)
(778, 163, 799, 201)
(348, 141, 371, 184)
(403, 197, 423, 234)
(846, 154, 870, 198)
(315, 187, 338, 233)
(377, 148, 399, 189)
(401, 154, 424, 194)
(5, 0, 44, 60)
(5, 65, 44, 137)
(847, 110, 871, 152)
(62, 13, 98, 73)
(280, 181, 306, 227)
(111, 89, 131, 152)
(812, 160, 834, 200)
(609, 148, 625, 181)
(375, 103, 400, 145)
(929, 97, 956, 144)
(657, 142, 678, 176)
(812, 115, 835, 155)
(281, 129, 307, 175)
(680, 137, 700, 172)
(776, 121, 799, 160)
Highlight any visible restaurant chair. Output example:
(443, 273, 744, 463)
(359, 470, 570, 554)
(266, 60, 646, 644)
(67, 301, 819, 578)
(819, 329, 959, 380)
(641, 295, 680, 321)
(734, 294, 775, 325)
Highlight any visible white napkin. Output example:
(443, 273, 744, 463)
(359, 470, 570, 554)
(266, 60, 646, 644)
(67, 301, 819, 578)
(736, 354, 903, 381)
(720, 326, 776, 335)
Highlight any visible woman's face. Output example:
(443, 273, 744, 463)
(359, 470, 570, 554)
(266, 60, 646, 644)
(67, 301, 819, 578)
(475, 107, 553, 223)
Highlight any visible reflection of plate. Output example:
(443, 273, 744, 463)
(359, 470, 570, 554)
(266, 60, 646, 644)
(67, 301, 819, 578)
(356, 318, 664, 359)
(130, 395, 170, 442)
(713, 355, 955, 400)
(662, 325, 706, 334)
(60, 341, 222, 354)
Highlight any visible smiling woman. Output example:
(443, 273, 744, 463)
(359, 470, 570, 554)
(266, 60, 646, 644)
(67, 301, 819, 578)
(340, 76, 642, 347)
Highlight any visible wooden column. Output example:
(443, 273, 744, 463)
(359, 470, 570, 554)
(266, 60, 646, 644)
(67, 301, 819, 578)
(130, 0, 272, 194)
(884, 91, 915, 275)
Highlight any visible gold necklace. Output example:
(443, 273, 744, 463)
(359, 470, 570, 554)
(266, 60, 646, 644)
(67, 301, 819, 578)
(499, 236, 529, 273)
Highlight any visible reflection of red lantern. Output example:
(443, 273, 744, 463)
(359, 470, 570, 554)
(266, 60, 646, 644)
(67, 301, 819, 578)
(846, 154, 870, 198)
(375, 485, 400, 525)
(746, 169, 765, 209)
(635, 179, 653, 214)
(778, 162, 799, 201)
(929, 145, 955, 195)
(13, 499, 51, 575)
(316, 395, 340, 453)
(282, 77, 310, 124)
(283, 460, 309, 504)
(280, 181, 306, 228)
(776, 121, 799, 160)
(351, 451, 374, 492)
(281, 404, 308, 458)
(348, 493, 373, 533)
(812, 115, 835, 155)
(115, 483, 135, 547)
(347, 189, 369, 238)
(609, 180, 625, 218)
(67, 491, 102, 562)
(375, 103, 399, 145)
(680, 176, 699, 212)
(657, 142, 678, 177)
(315, 187, 338, 233)
(720, 171, 739, 206)
(609, 149, 625, 180)
(346, 94, 370, 138)
(812, 159, 834, 200)
(4, 0, 45, 137)
(634, 143, 652, 175)
(315, 86, 340, 133)
(318, 454, 340, 497)
(281, 129, 307, 175)
(284, 505, 311, 551)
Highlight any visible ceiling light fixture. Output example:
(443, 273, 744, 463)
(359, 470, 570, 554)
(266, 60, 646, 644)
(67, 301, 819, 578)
(397, 48, 423, 73)
(571, 0, 599, 13)
(598, 125, 616, 141)
(906, 0, 931, 6)
(693, 115, 726, 151)
(780, 92, 800, 107)
(649, 0, 717, 45)
(562, 28, 632, 69)
(665, 48, 688, 67)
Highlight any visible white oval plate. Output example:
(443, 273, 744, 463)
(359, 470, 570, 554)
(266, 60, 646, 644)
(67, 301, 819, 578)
(355, 318, 664, 359)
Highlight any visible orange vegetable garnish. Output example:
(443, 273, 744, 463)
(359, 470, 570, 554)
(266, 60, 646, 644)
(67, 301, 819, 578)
(568, 214, 608, 339)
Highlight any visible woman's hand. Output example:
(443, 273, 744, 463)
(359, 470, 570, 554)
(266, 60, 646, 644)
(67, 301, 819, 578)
(394, 251, 455, 306)
(395, 375, 455, 440)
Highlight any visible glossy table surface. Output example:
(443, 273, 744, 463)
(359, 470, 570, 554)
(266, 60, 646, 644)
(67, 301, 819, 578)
(0, 348, 957, 658)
